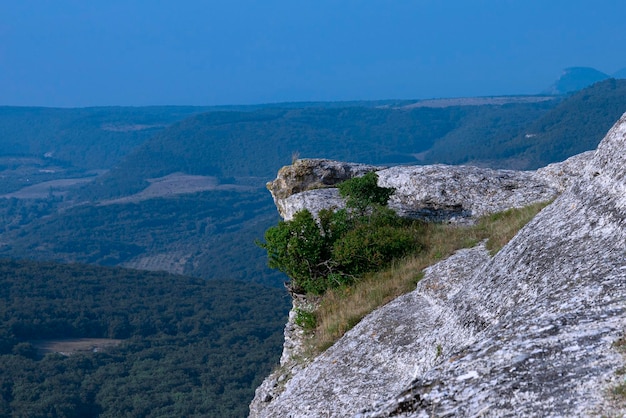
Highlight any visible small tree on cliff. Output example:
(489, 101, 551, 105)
(337, 171, 395, 215)
(258, 172, 420, 295)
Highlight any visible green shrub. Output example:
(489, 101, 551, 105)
(259, 171, 422, 295)
(294, 308, 317, 331)
(338, 171, 394, 214)
(333, 223, 419, 275)
(260, 209, 331, 293)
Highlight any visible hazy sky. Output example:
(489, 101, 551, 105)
(2, 0, 625, 107)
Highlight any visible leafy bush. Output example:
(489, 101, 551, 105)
(337, 171, 395, 214)
(259, 173, 421, 295)
(333, 222, 419, 275)
(261, 210, 329, 292)
(294, 308, 317, 331)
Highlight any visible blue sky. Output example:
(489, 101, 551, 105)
(1, 0, 625, 107)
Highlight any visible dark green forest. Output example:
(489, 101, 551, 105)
(0, 190, 284, 287)
(423, 79, 626, 168)
(76, 103, 553, 200)
(0, 259, 290, 417)
(0, 107, 223, 165)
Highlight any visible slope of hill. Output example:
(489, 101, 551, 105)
(508, 78, 626, 168)
(0, 101, 555, 286)
(0, 106, 219, 169)
(423, 79, 626, 169)
(1, 82, 623, 289)
(75, 106, 471, 200)
(418, 100, 557, 168)
(76, 100, 566, 202)
(543, 66, 610, 94)
(0, 189, 284, 287)
(0, 258, 289, 417)
(0, 106, 222, 195)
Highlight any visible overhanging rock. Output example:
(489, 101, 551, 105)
(268, 153, 592, 223)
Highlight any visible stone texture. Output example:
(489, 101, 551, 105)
(379, 165, 550, 222)
(267, 159, 381, 220)
(250, 245, 492, 418)
(269, 153, 591, 222)
(251, 114, 626, 417)
(363, 114, 626, 417)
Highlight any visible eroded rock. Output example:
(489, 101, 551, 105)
(250, 114, 626, 417)
(365, 114, 626, 417)
(269, 153, 591, 222)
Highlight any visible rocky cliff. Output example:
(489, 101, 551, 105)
(251, 114, 626, 417)
(268, 151, 592, 224)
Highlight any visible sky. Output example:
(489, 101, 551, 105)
(1, 0, 626, 107)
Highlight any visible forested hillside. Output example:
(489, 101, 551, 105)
(76, 100, 570, 200)
(0, 106, 221, 167)
(0, 259, 289, 417)
(0, 189, 283, 286)
(2, 81, 626, 417)
(2, 82, 626, 288)
(77, 106, 467, 200)
(422, 79, 626, 168)
(511, 78, 626, 167)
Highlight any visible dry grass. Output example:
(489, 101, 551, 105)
(612, 336, 626, 400)
(312, 201, 550, 353)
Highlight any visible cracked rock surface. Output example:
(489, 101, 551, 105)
(269, 152, 591, 223)
(251, 113, 626, 417)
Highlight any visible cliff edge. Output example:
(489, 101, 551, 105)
(251, 114, 626, 417)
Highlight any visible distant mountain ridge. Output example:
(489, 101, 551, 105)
(613, 67, 626, 79)
(543, 66, 611, 94)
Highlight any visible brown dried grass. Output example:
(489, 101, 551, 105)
(312, 201, 550, 352)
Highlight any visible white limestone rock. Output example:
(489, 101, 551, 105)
(251, 245, 492, 417)
(251, 113, 626, 417)
(269, 153, 591, 223)
(267, 159, 381, 220)
(364, 113, 626, 417)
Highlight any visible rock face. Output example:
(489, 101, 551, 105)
(251, 114, 626, 417)
(270, 153, 592, 223)
(267, 159, 381, 221)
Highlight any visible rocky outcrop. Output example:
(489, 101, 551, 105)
(251, 113, 626, 417)
(360, 114, 626, 417)
(269, 153, 592, 223)
(267, 159, 381, 220)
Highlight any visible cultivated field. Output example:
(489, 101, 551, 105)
(31, 338, 123, 356)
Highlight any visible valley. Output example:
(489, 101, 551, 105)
(0, 78, 625, 417)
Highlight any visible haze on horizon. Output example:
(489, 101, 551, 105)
(1, 0, 625, 108)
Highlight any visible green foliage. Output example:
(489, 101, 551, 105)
(338, 172, 394, 214)
(423, 79, 626, 169)
(0, 259, 290, 417)
(333, 219, 419, 275)
(261, 210, 331, 293)
(0, 106, 216, 171)
(294, 308, 317, 331)
(0, 189, 285, 287)
(260, 175, 420, 295)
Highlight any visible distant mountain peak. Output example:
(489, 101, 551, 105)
(613, 67, 626, 79)
(543, 66, 611, 95)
